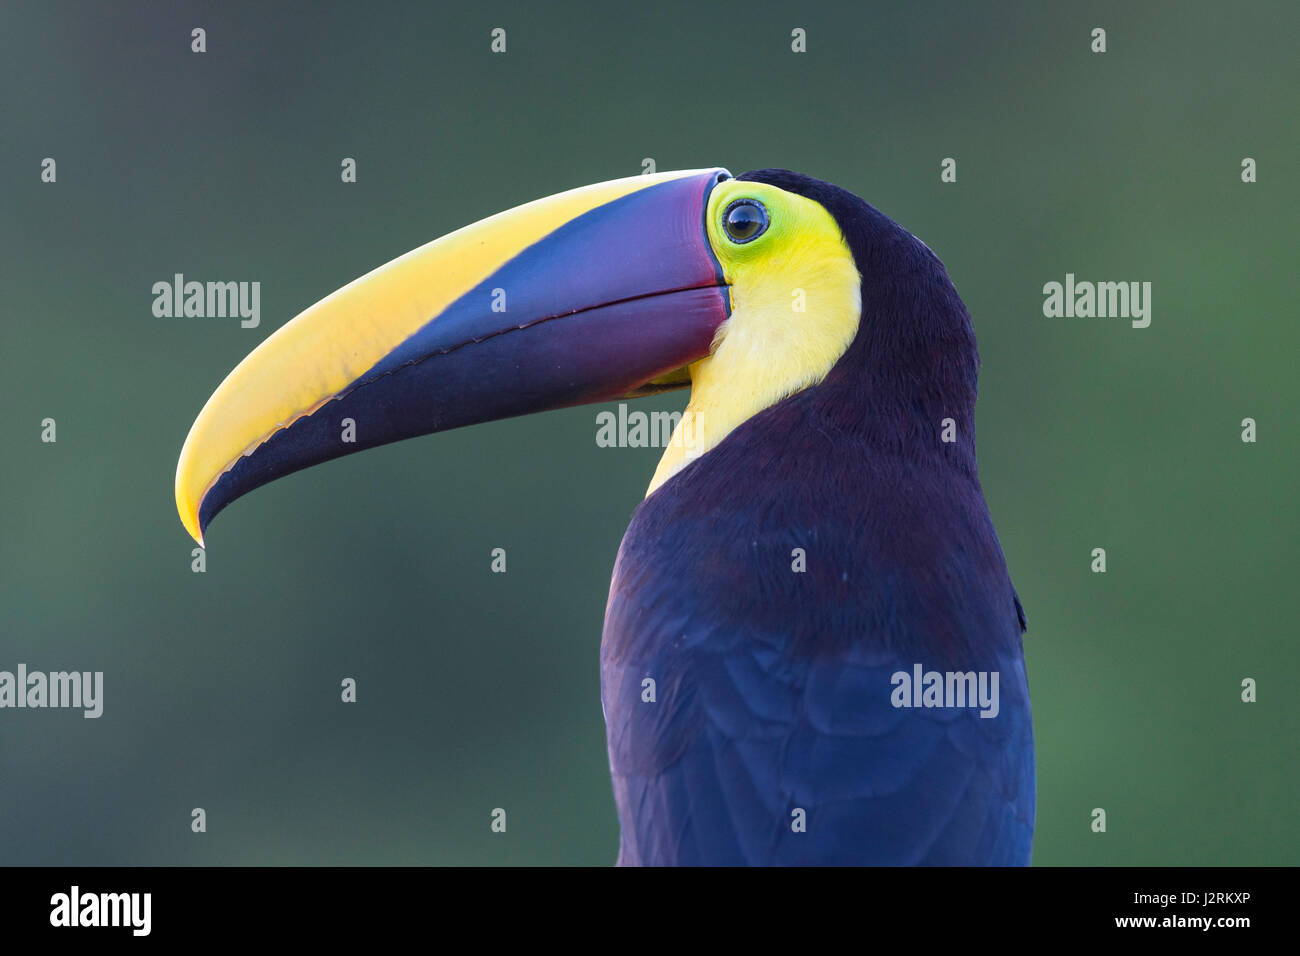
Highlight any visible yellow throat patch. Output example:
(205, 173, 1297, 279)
(647, 179, 863, 496)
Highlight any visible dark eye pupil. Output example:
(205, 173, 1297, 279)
(723, 200, 768, 243)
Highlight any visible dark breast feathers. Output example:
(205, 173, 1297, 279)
(599, 385, 1034, 866)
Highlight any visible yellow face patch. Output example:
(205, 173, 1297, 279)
(647, 179, 862, 495)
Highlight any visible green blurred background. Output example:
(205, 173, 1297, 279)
(1, 0, 1296, 865)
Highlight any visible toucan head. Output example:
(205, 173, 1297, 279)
(176, 167, 975, 545)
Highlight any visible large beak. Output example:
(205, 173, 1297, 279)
(175, 168, 732, 545)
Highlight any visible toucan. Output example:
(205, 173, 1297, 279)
(175, 168, 1035, 866)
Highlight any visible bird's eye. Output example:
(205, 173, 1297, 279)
(721, 199, 769, 244)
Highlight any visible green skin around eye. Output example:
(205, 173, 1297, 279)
(704, 182, 813, 270)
